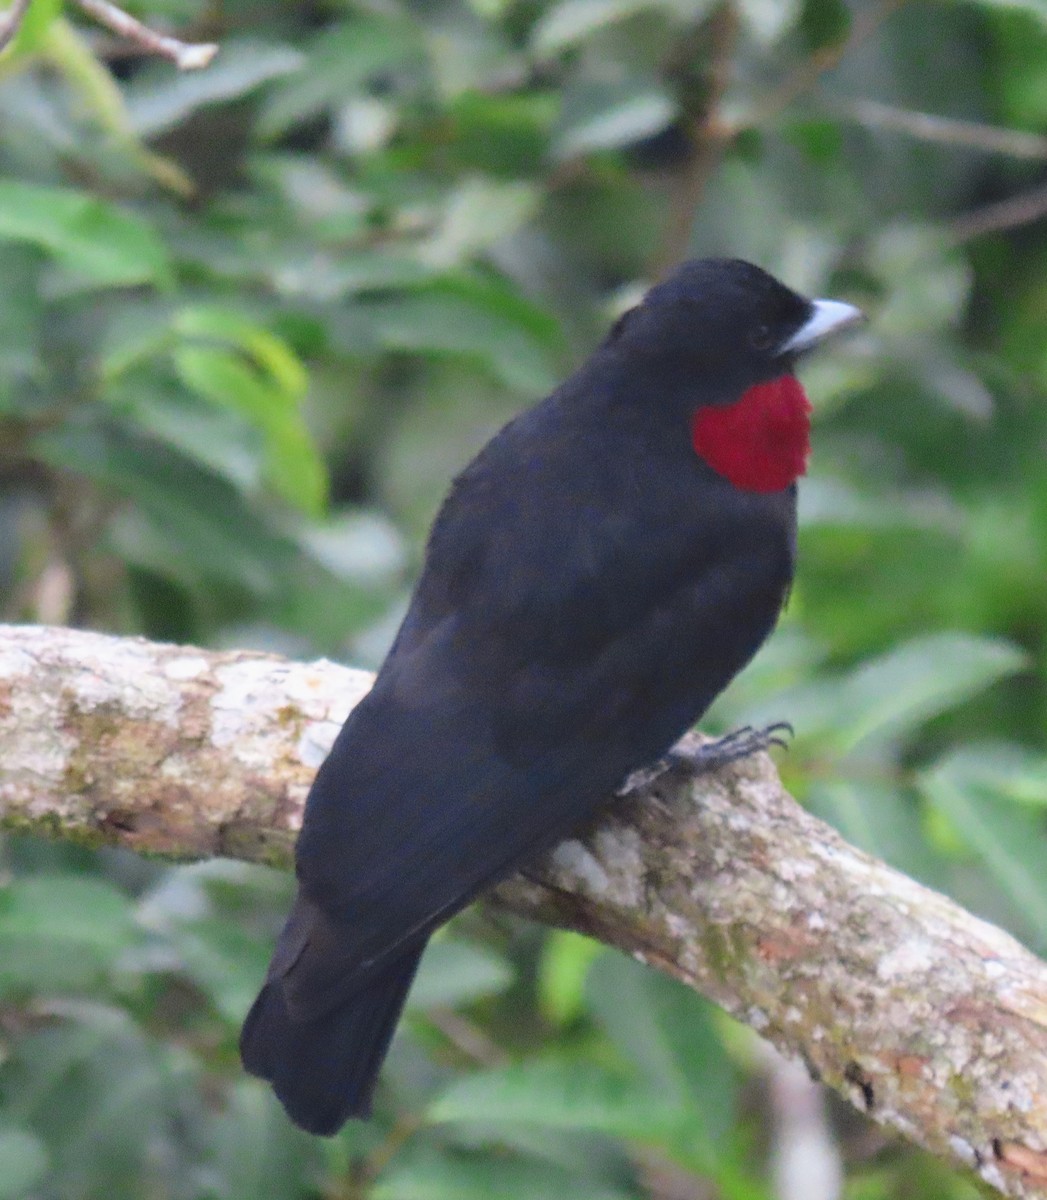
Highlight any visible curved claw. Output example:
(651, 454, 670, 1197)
(764, 720, 794, 740)
(618, 721, 795, 796)
(665, 721, 794, 776)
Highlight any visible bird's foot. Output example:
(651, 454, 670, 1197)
(616, 723, 792, 798)
(666, 722, 793, 775)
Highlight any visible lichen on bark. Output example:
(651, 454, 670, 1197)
(2, 622, 1047, 1199)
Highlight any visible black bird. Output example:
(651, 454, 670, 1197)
(240, 258, 862, 1134)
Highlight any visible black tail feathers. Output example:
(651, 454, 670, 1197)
(240, 943, 424, 1136)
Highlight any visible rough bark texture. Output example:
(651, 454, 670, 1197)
(1, 622, 1046, 1197)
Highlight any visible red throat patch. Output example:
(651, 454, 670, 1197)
(690, 375, 812, 493)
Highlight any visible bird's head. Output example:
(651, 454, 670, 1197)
(607, 257, 862, 398)
(605, 258, 863, 493)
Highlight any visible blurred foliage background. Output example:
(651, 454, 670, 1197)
(0, 0, 1045, 1196)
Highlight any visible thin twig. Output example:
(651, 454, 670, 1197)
(844, 99, 1047, 160)
(762, 1042, 843, 1200)
(951, 180, 1047, 243)
(358, 1112, 426, 1197)
(652, 3, 740, 277)
(737, 0, 909, 132)
(425, 1007, 510, 1067)
(651, 0, 909, 276)
(74, 0, 216, 69)
(0, 0, 32, 55)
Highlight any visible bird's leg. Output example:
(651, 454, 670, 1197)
(617, 723, 792, 797)
(666, 722, 793, 774)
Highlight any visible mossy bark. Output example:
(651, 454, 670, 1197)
(2, 622, 1047, 1198)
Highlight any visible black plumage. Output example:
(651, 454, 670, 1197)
(241, 258, 861, 1134)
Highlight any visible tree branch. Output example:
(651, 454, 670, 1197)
(73, 0, 217, 70)
(950, 181, 1047, 244)
(2, 622, 1047, 1198)
(0, 0, 32, 55)
(735, 0, 909, 132)
(651, 3, 740, 277)
(842, 99, 1047, 161)
(1, 0, 217, 68)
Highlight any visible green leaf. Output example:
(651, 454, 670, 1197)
(919, 748, 1047, 948)
(171, 347, 276, 418)
(355, 292, 558, 394)
(421, 177, 540, 268)
(172, 329, 326, 517)
(34, 423, 303, 592)
(0, 182, 170, 289)
(532, 0, 661, 54)
(738, 0, 802, 44)
(1, 0, 62, 56)
(758, 634, 1028, 755)
(257, 17, 421, 139)
(173, 305, 308, 400)
(992, 8, 1047, 125)
(798, 0, 851, 49)
(466, 0, 516, 15)
(205, 1080, 319, 1197)
(106, 389, 263, 492)
(538, 931, 606, 1024)
(101, 302, 325, 513)
(0, 1127, 49, 1198)
(872, 226, 971, 337)
(429, 1059, 684, 1141)
(6, 1011, 185, 1194)
(172, 345, 314, 506)
(554, 83, 676, 159)
(374, 1146, 636, 1200)
(805, 780, 947, 887)
(585, 953, 738, 1152)
(409, 940, 514, 1009)
(0, 245, 42, 408)
(124, 39, 304, 137)
(962, 0, 1047, 22)
(0, 876, 137, 994)
(266, 248, 437, 303)
(0, 876, 135, 948)
(165, 917, 272, 1024)
(831, 633, 1026, 752)
(447, 89, 557, 175)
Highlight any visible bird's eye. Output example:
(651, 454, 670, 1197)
(749, 324, 773, 351)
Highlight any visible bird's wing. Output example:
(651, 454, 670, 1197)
(285, 411, 794, 1010)
(287, 557, 789, 1012)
